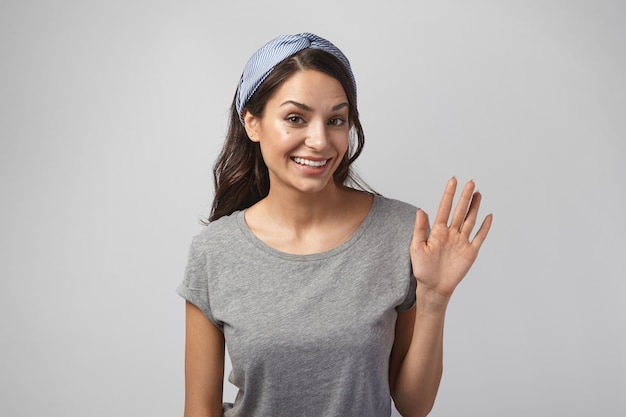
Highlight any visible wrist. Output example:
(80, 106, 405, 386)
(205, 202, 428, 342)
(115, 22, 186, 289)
(415, 284, 451, 314)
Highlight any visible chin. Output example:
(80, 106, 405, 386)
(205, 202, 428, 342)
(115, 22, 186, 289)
(294, 180, 339, 195)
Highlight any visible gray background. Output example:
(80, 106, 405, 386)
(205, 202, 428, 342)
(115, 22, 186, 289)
(1, 0, 624, 416)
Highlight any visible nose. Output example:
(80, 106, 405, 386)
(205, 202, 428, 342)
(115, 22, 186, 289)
(304, 120, 329, 150)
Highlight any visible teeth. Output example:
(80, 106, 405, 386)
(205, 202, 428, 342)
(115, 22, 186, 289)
(293, 157, 328, 167)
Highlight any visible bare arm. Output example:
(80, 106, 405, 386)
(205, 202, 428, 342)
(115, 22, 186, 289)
(390, 178, 492, 417)
(390, 291, 447, 417)
(183, 301, 225, 417)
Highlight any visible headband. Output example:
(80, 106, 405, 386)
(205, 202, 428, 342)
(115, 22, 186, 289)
(235, 32, 356, 124)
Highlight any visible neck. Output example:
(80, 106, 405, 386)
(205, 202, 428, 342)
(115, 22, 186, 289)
(262, 183, 346, 229)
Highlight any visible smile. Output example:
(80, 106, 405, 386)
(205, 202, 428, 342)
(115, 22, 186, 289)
(292, 157, 329, 168)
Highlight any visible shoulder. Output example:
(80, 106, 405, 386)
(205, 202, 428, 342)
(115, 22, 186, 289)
(189, 211, 243, 251)
(371, 195, 418, 226)
(356, 195, 417, 251)
(374, 194, 417, 213)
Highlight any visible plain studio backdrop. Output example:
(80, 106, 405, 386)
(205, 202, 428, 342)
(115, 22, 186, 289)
(1, 1, 624, 416)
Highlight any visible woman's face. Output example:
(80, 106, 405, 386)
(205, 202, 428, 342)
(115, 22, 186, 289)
(244, 69, 350, 196)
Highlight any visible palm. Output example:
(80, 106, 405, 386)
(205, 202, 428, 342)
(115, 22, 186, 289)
(411, 178, 492, 298)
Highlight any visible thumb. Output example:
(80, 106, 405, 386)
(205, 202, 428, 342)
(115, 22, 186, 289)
(411, 208, 430, 249)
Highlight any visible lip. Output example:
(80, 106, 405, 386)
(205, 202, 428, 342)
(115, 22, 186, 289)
(291, 156, 331, 165)
(290, 156, 332, 173)
(291, 156, 330, 162)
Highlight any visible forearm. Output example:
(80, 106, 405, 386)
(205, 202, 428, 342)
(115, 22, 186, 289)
(183, 302, 225, 417)
(392, 286, 449, 417)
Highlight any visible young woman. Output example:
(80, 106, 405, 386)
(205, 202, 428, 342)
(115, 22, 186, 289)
(177, 33, 492, 417)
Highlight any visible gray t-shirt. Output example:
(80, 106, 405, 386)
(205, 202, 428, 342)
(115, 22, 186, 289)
(177, 195, 418, 417)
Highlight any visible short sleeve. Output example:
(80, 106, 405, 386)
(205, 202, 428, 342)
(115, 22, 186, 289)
(396, 274, 417, 312)
(176, 234, 221, 328)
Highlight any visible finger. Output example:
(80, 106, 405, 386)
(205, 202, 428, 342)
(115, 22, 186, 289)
(411, 209, 430, 250)
(433, 177, 457, 226)
(470, 213, 493, 249)
(450, 179, 476, 230)
(460, 191, 482, 237)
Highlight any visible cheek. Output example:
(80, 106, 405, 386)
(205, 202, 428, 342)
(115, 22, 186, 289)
(333, 132, 350, 155)
(258, 131, 296, 159)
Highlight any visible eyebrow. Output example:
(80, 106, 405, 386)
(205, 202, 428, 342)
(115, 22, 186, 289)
(280, 100, 349, 112)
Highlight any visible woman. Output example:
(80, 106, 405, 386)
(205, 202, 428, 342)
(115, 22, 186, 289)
(177, 32, 492, 417)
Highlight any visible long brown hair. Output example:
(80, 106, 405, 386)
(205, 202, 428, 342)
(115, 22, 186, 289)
(207, 48, 372, 222)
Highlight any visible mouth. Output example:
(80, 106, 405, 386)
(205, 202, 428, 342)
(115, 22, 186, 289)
(291, 157, 329, 168)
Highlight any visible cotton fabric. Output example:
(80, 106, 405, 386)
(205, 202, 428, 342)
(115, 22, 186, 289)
(177, 195, 418, 417)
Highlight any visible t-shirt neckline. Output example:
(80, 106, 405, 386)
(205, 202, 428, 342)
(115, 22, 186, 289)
(236, 194, 382, 261)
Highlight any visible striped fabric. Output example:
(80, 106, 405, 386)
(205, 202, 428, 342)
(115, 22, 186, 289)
(235, 32, 356, 124)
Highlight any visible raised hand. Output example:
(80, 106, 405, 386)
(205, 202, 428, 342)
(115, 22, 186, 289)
(410, 177, 493, 299)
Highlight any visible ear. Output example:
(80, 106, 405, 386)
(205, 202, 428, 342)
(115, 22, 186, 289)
(243, 109, 261, 143)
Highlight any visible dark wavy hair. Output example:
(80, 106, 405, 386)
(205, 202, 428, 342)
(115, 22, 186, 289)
(207, 48, 372, 223)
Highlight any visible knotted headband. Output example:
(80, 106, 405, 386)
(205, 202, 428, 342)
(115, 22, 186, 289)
(235, 32, 357, 124)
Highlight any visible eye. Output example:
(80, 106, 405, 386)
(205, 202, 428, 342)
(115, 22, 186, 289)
(286, 115, 305, 124)
(328, 117, 346, 126)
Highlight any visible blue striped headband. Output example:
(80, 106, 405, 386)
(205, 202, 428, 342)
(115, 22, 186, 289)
(235, 32, 356, 124)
